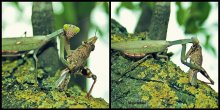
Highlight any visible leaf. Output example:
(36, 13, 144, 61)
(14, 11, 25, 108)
(12, 2, 23, 12)
(190, 2, 211, 26)
(121, 2, 136, 10)
(176, 8, 185, 25)
(101, 2, 109, 14)
(184, 17, 199, 34)
(63, 2, 76, 23)
(204, 34, 210, 47)
(210, 46, 216, 56)
(176, 2, 189, 26)
(115, 2, 140, 15)
(115, 6, 121, 15)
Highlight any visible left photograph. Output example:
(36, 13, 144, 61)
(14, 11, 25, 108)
(2, 2, 109, 108)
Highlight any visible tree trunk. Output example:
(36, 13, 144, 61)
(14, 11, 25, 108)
(148, 2, 170, 40)
(135, 2, 153, 33)
(31, 2, 62, 75)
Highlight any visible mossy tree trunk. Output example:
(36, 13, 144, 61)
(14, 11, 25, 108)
(111, 3, 218, 107)
(31, 2, 62, 75)
(135, 2, 170, 40)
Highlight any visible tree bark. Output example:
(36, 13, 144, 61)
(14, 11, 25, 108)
(31, 2, 62, 75)
(135, 2, 153, 33)
(148, 2, 170, 40)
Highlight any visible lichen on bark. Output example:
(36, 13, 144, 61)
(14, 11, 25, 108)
(2, 58, 109, 108)
(111, 19, 218, 108)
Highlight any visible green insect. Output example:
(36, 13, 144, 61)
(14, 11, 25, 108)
(2, 24, 80, 90)
(2, 24, 80, 70)
(111, 37, 198, 82)
(112, 37, 214, 86)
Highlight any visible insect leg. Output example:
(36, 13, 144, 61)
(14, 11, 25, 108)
(199, 67, 214, 85)
(33, 48, 40, 70)
(181, 44, 203, 70)
(188, 69, 198, 86)
(54, 68, 71, 90)
(80, 67, 97, 97)
(33, 48, 40, 86)
(181, 44, 214, 85)
(156, 52, 168, 61)
(59, 35, 69, 67)
(116, 54, 152, 82)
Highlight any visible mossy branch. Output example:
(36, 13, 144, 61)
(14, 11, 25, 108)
(111, 19, 218, 108)
(2, 58, 109, 108)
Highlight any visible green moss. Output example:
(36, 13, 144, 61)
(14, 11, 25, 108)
(177, 77, 189, 84)
(140, 82, 178, 108)
(2, 59, 109, 108)
(111, 53, 218, 108)
(195, 92, 218, 108)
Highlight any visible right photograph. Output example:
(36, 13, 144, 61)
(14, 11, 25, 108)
(111, 2, 218, 108)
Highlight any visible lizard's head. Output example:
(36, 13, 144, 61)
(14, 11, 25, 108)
(63, 24, 80, 40)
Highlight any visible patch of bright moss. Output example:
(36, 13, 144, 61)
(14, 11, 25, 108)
(177, 77, 189, 84)
(141, 82, 178, 108)
(195, 92, 218, 108)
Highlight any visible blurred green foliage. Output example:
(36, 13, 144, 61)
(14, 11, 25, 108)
(176, 2, 216, 55)
(115, 2, 140, 15)
(9, 2, 109, 38)
(53, 2, 108, 38)
(113, 2, 217, 56)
